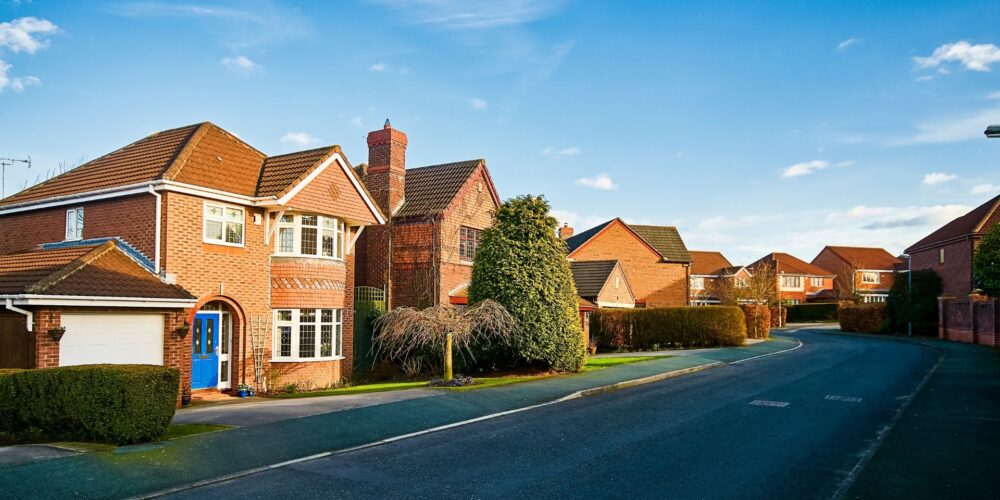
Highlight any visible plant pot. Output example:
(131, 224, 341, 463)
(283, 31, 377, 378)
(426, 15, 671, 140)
(237, 389, 248, 398)
(588, 346, 597, 355)
(47, 327, 66, 342)
(181, 393, 192, 407)
(174, 325, 190, 339)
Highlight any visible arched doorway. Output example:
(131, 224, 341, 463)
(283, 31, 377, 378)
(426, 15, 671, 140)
(188, 295, 246, 391)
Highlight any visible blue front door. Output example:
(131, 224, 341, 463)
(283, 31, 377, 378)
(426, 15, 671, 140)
(191, 313, 220, 389)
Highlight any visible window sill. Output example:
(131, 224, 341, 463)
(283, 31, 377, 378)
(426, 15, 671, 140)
(458, 260, 474, 266)
(273, 254, 346, 262)
(203, 239, 245, 248)
(270, 356, 345, 363)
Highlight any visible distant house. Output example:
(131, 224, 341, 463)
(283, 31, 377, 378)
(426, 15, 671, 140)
(355, 121, 502, 309)
(750, 252, 835, 304)
(905, 194, 1000, 297)
(688, 251, 751, 305)
(570, 260, 635, 345)
(562, 218, 691, 307)
(811, 246, 902, 303)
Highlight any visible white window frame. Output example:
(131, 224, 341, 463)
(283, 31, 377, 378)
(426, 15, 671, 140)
(690, 276, 705, 290)
(860, 272, 880, 284)
(863, 294, 888, 303)
(65, 207, 84, 241)
(734, 277, 749, 289)
(274, 214, 346, 260)
(780, 275, 803, 290)
(203, 202, 245, 247)
(272, 308, 344, 362)
(809, 277, 825, 287)
(939, 248, 945, 264)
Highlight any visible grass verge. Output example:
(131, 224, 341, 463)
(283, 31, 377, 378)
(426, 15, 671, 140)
(162, 424, 232, 440)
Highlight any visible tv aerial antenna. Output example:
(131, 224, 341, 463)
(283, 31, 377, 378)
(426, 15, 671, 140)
(0, 156, 31, 199)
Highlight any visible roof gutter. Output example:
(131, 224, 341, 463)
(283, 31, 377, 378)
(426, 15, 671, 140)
(4, 298, 33, 332)
(3, 294, 197, 308)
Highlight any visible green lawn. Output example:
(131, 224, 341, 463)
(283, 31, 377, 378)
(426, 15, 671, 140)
(582, 355, 670, 372)
(272, 380, 428, 399)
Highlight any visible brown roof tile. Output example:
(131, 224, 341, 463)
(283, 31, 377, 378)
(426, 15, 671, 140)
(395, 160, 483, 218)
(167, 124, 266, 196)
(820, 246, 902, 270)
(0, 245, 93, 294)
(689, 251, 733, 275)
(751, 252, 834, 277)
(257, 146, 336, 197)
(906, 194, 1000, 252)
(570, 260, 619, 297)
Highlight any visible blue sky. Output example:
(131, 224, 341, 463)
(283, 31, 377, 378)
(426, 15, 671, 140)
(1, 0, 999, 264)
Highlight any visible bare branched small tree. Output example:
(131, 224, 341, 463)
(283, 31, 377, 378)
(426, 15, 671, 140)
(372, 299, 516, 381)
(713, 262, 778, 305)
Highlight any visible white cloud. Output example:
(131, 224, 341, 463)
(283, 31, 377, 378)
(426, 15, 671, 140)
(549, 209, 609, 230)
(280, 132, 321, 147)
(915, 75, 935, 82)
(837, 37, 859, 51)
(0, 17, 58, 54)
(825, 204, 970, 230)
(895, 106, 1000, 145)
(369, 62, 386, 72)
(221, 55, 261, 73)
(541, 146, 581, 159)
(469, 97, 488, 110)
(780, 160, 829, 178)
(972, 183, 1000, 195)
(0, 60, 39, 93)
(922, 172, 957, 185)
(372, 0, 567, 30)
(914, 41, 1000, 72)
(575, 173, 617, 190)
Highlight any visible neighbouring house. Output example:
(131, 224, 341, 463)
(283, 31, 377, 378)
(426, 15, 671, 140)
(750, 252, 835, 304)
(811, 246, 902, 303)
(687, 251, 752, 305)
(355, 121, 501, 309)
(562, 218, 691, 307)
(0, 122, 385, 401)
(570, 260, 636, 344)
(905, 194, 1000, 297)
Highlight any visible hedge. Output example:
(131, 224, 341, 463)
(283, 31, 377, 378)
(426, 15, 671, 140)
(740, 304, 770, 339)
(769, 306, 787, 328)
(0, 364, 179, 445)
(785, 303, 839, 323)
(591, 306, 747, 351)
(839, 304, 889, 334)
(886, 269, 942, 336)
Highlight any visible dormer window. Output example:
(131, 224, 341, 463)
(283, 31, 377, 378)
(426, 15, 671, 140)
(65, 207, 84, 241)
(275, 214, 345, 259)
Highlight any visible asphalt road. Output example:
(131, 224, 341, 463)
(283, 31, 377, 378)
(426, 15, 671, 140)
(170, 329, 940, 499)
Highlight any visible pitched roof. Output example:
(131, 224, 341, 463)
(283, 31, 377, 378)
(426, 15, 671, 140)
(689, 251, 734, 275)
(394, 160, 487, 218)
(906, 194, 1000, 252)
(565, 218, 691, 263)
(820, 246, 902, 270)
(751, 252, 834, 277)
(0, 240, 195, 299)
(570, 260, 619, 297)
(256, 146, 337, 197)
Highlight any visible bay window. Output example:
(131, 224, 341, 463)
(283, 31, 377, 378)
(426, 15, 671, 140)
(273, 308, 343, 361)
(275, 214, 346, 259)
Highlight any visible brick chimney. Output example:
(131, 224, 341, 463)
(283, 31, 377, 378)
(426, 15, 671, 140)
(366, 119, 408, 215)
(559, 223, 574, 240)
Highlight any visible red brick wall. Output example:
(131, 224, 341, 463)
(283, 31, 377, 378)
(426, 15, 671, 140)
(596, 265, 634, 306)
(911, 239, 976, 297)
(271, 258, 348, 309)
(570, 221, 689, 307)
(0, 194, 156, 256)
(436, 167, 496, 306)
(285, 157, 379, 224)
(391, 219, 437, 308)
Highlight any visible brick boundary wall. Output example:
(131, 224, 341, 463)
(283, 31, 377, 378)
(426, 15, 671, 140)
(939, 295, 1000, 347)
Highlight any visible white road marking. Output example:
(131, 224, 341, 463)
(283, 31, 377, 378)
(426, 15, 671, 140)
(729, 338, 804, 365)
(825, 395, 863, 403)
(749, 399, 790, 407)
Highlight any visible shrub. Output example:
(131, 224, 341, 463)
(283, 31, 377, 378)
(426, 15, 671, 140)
(0, 364, 179, 445)
(469, 195, 585, 372)
(740, 304, 771, 339)
(769, 306, 787, 328)
(886, 269, 943, 336)
(839, 304, 889, 334)
(973, 223, 1000, 297)
(785, 303, 839, 323)
(591, 306, 747, 351)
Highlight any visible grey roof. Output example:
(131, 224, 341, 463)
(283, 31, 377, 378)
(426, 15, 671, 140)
(395, 160, 484, 218)
(564, 220, 613, 253)
(570, 260, 619, 298)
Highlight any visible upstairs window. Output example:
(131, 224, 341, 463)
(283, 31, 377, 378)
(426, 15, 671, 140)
(275, 214, 345, 259)
(939, 248, 945, 264)
(734, 277, 748, 288)
(780, 276, 802, 289)
(690, 276, 705, 290)
(204, 202, 245, 246)
(861, 272, 879, 284)
(65, 207, 84, 240)
(460, 226, 481, 262)
(810, 277, 825, 287)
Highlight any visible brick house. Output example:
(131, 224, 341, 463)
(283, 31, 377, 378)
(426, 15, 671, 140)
(562, 218, 691, 307)
(569, 260, 635, 345)
(687, 251, 752, 305)
(811, 246, 902, 303)
(355, 121, 501, 309)
(0, 122, 384, 399)
(750, 252, 835, 304)
(905, 194, 1000, 297)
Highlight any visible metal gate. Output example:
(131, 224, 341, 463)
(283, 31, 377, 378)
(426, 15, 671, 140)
(353, 286, 387, 375)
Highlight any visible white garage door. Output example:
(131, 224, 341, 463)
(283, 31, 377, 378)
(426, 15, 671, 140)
(59, 314, 164, 366)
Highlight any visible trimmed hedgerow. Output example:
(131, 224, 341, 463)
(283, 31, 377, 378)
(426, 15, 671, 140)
(785, 303, 839, 323)
(973, 223, 1000, 297)
(591, 306, 747, 351)
(886, 269, 942, 337)
(740, 304, 771, 339)
(769, 306, 787, 328)
(0, 364, 179, 445)
(839, 304, 889, 334)
(468, 195, 586, 372)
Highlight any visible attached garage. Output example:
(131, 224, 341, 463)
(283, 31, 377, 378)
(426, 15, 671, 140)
(59, 313, 165, 366)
